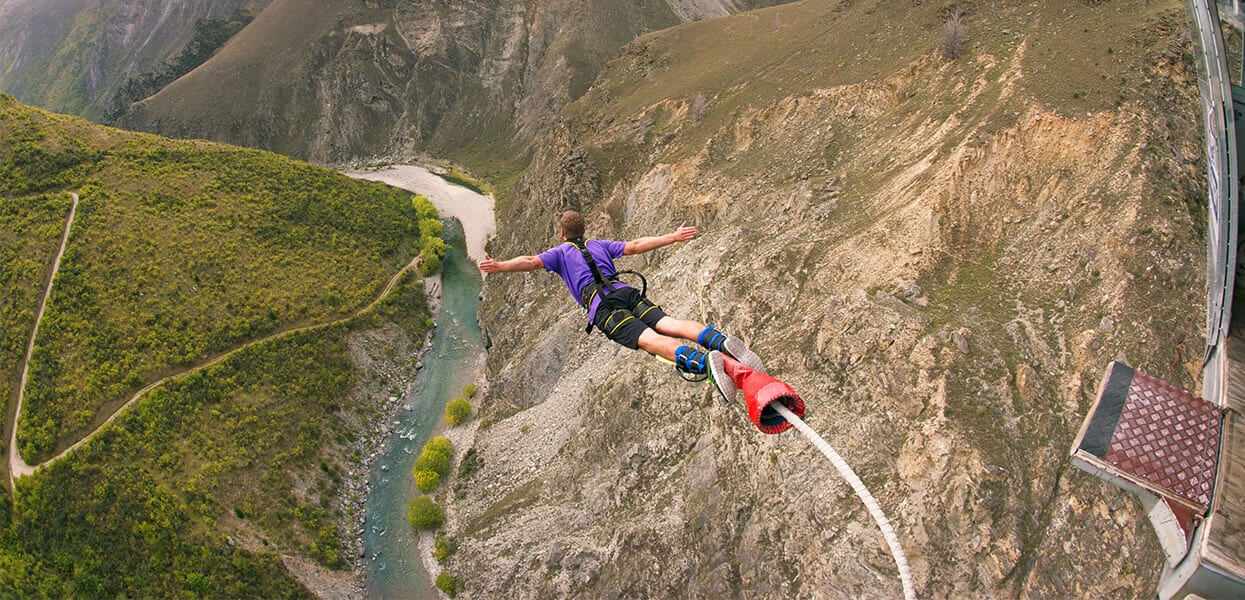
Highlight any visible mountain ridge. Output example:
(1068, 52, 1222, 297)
(115, 0, 795, 169)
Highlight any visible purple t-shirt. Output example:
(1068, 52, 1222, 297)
(539, 239, 628, 321)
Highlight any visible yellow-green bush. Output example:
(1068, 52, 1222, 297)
(426, 435, 452, 456)
(414, 469, 440, 492)
(413, 194, 446, 276)
(415, 436, 452, 476)
(435, 571, 460, 597)
(445, 397, 472, 426)
(408, 496, 444, 530)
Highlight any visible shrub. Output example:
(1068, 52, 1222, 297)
(460, 383, 477, 398)
(456, 447, 481, 480)
(426, 436, 452, 456)
(414, 469, 440, 492)
(412, 194, 437, 219)
(445, 397, 472, 426)
(408, 496, 444, 530)
(415, 437, 452, 476)
(942, 11, 966, 60)
(436, 165, 492, 195)
(434, 533, 454, 563)
(415, 450, 450, 478)
(435, 571, 459, 597)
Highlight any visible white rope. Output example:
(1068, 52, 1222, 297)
(771, 402, 916, 600)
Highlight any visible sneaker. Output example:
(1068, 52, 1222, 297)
(723, 336, 764, 373)
(707, 351, 737, 402)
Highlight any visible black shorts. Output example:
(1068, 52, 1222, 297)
(591, 286, 667, 350)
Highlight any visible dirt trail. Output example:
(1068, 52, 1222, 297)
(7, 195, 418, 490)
(8, 193, 78, 487)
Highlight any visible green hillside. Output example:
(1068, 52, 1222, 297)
(0, 94, 437, 595)
(1, 94, 421, 462)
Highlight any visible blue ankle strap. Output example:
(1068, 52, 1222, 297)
(698, 326, 727, 352)
(675, 346, 707, 374)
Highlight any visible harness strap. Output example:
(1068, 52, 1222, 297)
(569, 239, 657, 338)
(568, 238, 619, 308)
(570, 237, 624, 334)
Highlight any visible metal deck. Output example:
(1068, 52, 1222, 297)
(1072, 363, 1221, 514)
(1203, 335, 1245, 580)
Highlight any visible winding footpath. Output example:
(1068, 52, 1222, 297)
(7, 190, 419, 490)
(9, 193, 78, 487)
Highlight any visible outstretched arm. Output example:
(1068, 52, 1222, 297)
(479, 253, 543, 274)
(623, 222, 697, 256)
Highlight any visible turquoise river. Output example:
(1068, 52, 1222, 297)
(363, 219, 482, 599)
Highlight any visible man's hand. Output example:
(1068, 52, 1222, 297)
(624, 222, 699, 255)
(478, 253, 543, 273)
(479, 253, 500, 273)
(673, 222, 697, 242)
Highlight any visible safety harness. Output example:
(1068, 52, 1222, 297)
(567, 238, 649, 335)
(569, 238, 707, 380)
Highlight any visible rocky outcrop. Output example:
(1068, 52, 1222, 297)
(449, 0, 1204, 597)
(115, 0, 791, 164)
(0, 0, 268, 120)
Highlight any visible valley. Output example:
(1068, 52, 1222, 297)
(0, 0, 1219, 597)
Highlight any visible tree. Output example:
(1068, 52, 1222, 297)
(415, 437, 452, 476)
(419, 236, 447, 276)
(445, 397, 471, 426)
(415, 450, 450, 477)
(426, 436, 452, 456)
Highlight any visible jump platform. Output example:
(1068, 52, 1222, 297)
(1072, 356, 1245, 598)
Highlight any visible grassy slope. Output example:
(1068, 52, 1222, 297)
(0, 93, 435, 596)
(123, 0, 367, 156)
(0, 95, 420, 462)
(0, 276, 430, 599)
(474, 0, 1203, 596)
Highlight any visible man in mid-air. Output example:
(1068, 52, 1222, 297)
(478, 210, 762, 398)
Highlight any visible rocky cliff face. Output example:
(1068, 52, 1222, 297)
(0, 0, 268, 120)
(115, 0, 791, 166)
(446, 0, 1206, 597)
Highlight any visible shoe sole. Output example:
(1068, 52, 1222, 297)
(724, 336, 765, 373)
(707, 351, 737, 402)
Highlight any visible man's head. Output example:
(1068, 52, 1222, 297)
(559, 210, 585, 240)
